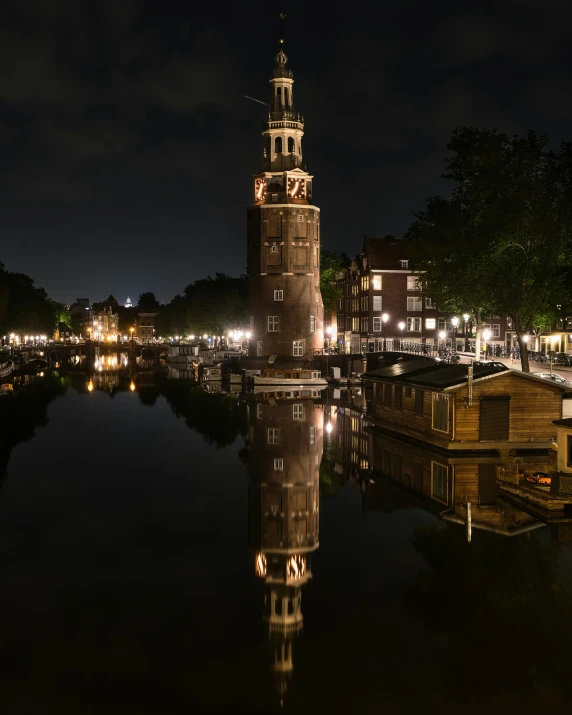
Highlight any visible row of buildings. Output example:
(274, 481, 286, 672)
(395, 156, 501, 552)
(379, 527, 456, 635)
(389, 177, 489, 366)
(66, 298, 157, 344)
(329, 234, 572, 355)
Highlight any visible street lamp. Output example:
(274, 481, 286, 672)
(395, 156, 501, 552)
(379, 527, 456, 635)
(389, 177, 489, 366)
(382, 313, 389, 351)
(438, 330, 446, 354)
(463, 313, 470, 351)
(482, 328, 491, 359)
(398, 321, 405, 350)
(451, 316, 459, 352)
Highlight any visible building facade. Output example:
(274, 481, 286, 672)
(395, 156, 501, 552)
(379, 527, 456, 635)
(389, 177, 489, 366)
(81, 306, 119, 341)
(246, 41, 324, 361)
(135, 312, 157, 344)
(336, 235, 512, 354)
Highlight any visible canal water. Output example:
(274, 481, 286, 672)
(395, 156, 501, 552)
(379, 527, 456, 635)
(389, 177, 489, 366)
(1, 370, 571, 714)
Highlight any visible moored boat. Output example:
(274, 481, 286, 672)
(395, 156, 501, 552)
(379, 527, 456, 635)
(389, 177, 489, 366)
(0, 359, 14, 379)
(252, 368, 327, 386)
(201, 365, 223, 381)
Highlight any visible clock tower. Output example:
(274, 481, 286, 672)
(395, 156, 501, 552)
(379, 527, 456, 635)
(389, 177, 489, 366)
(247, 39, 324, 361)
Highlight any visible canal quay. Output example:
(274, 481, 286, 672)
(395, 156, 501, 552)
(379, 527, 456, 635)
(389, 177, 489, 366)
(1, 358, 572, 714)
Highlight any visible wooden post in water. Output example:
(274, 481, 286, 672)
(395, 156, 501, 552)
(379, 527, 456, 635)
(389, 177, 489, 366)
(466, 501, 472, 543)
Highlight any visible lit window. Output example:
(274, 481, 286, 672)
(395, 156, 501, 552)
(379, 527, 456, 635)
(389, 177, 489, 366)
(310, 315, 315, 333)
(293, 340, 304, 356)
(400, 260, 409, 269)
(493, 324, 500, 338)
(257, 404, 263, 419)
(268, 316, 279, 332)
(373, 276, 382, 290)
(274, 457, 284, 470)
(373, 295, 382, 312)
(407, 297, 422, 311)
(293, 404, 304, 420)
(309, 426, 315, 445)
(426, 318, 436, 329)
(257, 340, 263, 356)
(373, 317, 381, 331)
(274, 290, 283, 301)
(406, 276, 417, 290)
(267, 428, 280, 444)
(407, 317, 421, 332)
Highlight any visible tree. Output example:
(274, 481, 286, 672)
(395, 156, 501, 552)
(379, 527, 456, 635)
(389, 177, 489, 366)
(137, 292, 161, 312)
(0, 263, 62, 337)
(320, 250, 349, 322)
(184, 273, 248, 337)
(406, 127, 572, 372)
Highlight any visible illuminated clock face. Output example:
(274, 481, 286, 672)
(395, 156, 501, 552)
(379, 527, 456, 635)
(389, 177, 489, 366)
(286, 555, 306, 580)
(255, 178, 267, 201)
(287, 177, 306, 199)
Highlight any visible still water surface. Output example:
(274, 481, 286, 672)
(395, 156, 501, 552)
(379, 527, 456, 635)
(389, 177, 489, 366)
(1, 371, 572, 714)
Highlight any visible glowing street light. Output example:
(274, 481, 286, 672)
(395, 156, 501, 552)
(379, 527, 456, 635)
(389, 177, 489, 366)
(382, 313, 389, 351)
(398, 321, 405, 349)
(482, 328, 491, 359)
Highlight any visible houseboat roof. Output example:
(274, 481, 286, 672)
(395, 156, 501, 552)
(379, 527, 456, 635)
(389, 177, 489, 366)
(552, 417, 572, 428)
(365, 361, 572, 393)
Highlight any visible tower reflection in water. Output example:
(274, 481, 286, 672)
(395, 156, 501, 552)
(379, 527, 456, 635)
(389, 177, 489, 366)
(246, 389, 323, 705)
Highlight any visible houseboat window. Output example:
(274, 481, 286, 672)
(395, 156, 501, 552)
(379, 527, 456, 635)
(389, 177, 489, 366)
(274, 458, 284, 471)
(286, 373, 291, 378)
(267, 428, 280, 444)
(383, 384, 392, 408)
(432, 393, 449, 432)
(415, 389, 424, 416)
(276, 372, 282, 378)
(293, 404, 304, 420)
(302, 372, 310, 379)
(431, 462, 448, 504)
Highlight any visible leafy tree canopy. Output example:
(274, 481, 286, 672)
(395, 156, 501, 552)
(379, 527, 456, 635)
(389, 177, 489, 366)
(320, 250, 349, 317)
(406, 127, 572, 371)
(137, 291, 161, 312)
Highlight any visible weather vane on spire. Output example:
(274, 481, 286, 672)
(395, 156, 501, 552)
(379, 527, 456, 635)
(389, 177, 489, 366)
(279, 13, 287, 44)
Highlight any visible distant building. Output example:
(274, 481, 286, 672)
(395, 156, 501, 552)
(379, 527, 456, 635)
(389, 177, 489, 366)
(125, 297, 133, 308)
(135, 312, 157, 344)
(81, 305, 119, 341)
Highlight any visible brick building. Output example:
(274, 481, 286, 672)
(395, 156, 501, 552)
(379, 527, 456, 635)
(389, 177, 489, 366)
(246, 41, 323, 361)
(135, 312, 157, 345)
(336, 235, 512, 354)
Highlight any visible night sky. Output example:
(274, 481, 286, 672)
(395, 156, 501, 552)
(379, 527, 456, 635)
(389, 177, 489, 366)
(2, 0, 572, 305)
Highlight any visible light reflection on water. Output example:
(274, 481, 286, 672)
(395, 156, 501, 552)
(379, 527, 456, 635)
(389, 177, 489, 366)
(0, 372, 571, 713)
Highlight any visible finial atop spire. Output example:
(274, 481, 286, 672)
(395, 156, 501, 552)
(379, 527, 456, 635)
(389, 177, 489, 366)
(276, 13, 288, 67)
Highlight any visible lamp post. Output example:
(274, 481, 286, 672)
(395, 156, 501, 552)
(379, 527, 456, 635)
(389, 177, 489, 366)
(382, 313, 389, 351)
(451, 316, 459, 352)
(326, 326, 332, 352)
(398, 321, 405, 351)
(482, 328, 491, 360)
(438, 330, 446, 355)
(463, 313, 470, 351)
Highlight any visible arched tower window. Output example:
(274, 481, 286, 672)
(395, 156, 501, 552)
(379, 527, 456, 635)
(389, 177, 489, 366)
(284, 88, 289, 109)
(275, 136, 282, 153)
(287, 137, 295, 153)
(276, 87, 282, 108)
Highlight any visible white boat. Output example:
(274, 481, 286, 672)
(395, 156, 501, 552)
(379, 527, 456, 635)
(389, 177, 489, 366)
(167, 345, 196, 365)
(252, 368, 327, 386)
(229, 374, 243, 384)
(252, 386, 325, 397)
(0, 359, 14, 379)
(201, 366, 223, 381)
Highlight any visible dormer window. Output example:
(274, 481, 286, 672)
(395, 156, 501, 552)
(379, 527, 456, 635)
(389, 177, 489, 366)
(400, 260, 409, 269)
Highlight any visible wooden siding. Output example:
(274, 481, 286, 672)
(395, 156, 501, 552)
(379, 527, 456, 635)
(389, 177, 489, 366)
(365, 371, 564, 449)
(454, 373, 563, 444)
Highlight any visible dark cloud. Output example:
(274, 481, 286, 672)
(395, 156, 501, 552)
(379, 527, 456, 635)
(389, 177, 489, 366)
(1, 1, 572, 302)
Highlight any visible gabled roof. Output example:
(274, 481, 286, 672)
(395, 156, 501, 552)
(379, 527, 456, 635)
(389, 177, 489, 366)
(362, 235, 410, 270)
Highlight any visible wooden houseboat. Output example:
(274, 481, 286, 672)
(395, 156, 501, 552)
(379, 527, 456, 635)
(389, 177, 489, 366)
(166, 344, 196, 365)
(200, 365, 223, 382)
(362, 360, 572, 453)
(252, 368, 327, 386)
